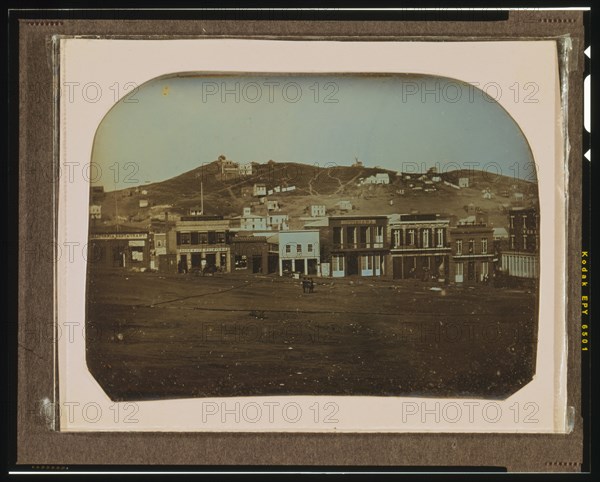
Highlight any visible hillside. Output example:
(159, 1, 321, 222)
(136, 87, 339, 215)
(91, 161, 538, 231)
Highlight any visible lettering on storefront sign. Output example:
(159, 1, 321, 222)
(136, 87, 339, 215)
(90, 233, 147, 240)
(178, 247, 230, 254)
(340, 219, 376, 226)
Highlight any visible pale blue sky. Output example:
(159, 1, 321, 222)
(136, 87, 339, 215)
(91, 74, 535, 190)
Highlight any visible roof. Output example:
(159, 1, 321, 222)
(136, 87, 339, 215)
(493, 227, 509, 238)
(179, 215, 224, 222)
(329, 215, 388, 221)
(232, 235, 268, 243)
(303, 218, 329, 228)
(90, 224, 148, 234)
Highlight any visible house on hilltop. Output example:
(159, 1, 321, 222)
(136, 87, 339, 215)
(359, 173, 390, 185)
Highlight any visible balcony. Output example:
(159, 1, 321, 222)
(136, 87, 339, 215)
(332, 242, 388, 251)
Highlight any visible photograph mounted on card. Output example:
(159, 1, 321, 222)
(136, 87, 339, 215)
(57, 38, 567, 432)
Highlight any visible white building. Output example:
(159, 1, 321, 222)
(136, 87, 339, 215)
(267, 200, 280, 211)
(90, 204, 102, 220)
(493, 227, 509, 241)
(360, 173, 390, 185)
(278, 230, 320, 276)
(253, 183, 267, 197)
(268, 213, 289, 231)
(337, 200, 353, 211)
(153, 232, 167, 256)
(238, 163, 253, 176)
(458, 177, 470, 188)
(309, 204, 326, 217)
(139, 199, 149, 208)
(501, 253, 538, 279)
(240, 214, 267, 231)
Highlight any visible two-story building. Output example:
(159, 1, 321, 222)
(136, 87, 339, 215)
(88, 226, 151, 270)
(89, 205, 102, 220)
(278, 230, 320, 276)
(174, 215, 232, 272)
(359, 172, 390, 185)
(238, 162, 253, 176)
(239, 207, 268, 231)
(501, 207, 539, 279)
(231, 234, 278, 274)
(329, 216, 388, 277)
(388, 214, 451, 280)
(253, 183, 267, 197)
(449, 221, 495, 283)
(268, 213, 289, 231)
(309, 204, 326, 217)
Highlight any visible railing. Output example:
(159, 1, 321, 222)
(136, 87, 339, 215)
(332, 242, 387, 250)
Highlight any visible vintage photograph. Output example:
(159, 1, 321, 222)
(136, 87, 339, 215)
(56, 38, 566, 432)
(84, 73, 540, 402)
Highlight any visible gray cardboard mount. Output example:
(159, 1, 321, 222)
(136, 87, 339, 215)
(18, 12, 585, 471)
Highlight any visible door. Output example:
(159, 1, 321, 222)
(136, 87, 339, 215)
(268, 254, 278, 274)
(468, 261, 475, 281)
(206, 253, 217, 268)
(393, 257, 402, 279)
(191, 253, 202, 269)
(179, 254, 188, 273)
(347, 254, 359, 276)
(252, 255, 262, 273)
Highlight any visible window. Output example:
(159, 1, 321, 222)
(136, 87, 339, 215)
(285, 244, 291, 254)
(510, 215, 515, 229)
(436, 228, 444, 247)
(456, 262, 463, 276)
(481, 238, 488, 254)
(347, 227, 356, 247)
(407, 229, 415, 246)
(510, 235, 515, 249)
(361, 255, 372, 270)
(482, 261, 489, 277)
(422, 229, 430, 248)
(523, 235, 528, 250)
(359, 226, 368, 247)
(468, 239, 475, 254)
(179, 232, 191, 245)
(456, 239, 463, 255)
(375, 226, 384, 246)
(332, 255, 344, 272)
(217, 232, 226, 244)
(199, 232, 208, 244)
(235, 255, 248, 269)
(296, 244, 302, 254)
(307, 243, 313, 253)
(392, 229, 401, 248)
(333, 227, 342, 247)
